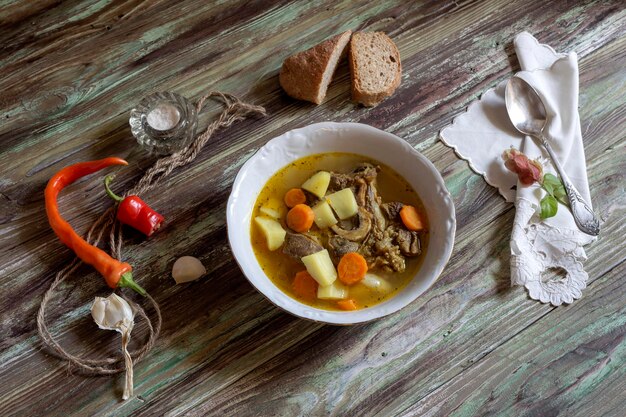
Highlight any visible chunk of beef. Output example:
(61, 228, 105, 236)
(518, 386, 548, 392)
(352, 163, 379, 183)
(375, 227, 406, 271)
(282, 232, 323, 260)
(328, 235, 360, 261)
(302, 189, 320, 205)
(395, 228, 421, 257)
(360, 227, 406, 273)
(328, 172, 353, 192)
(381, 202, 404, 220)
(328, 163, 380, 192)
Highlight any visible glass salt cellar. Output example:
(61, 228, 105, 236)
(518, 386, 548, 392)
(129, 92, 198, 155)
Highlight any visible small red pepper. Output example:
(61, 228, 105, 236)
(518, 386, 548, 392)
(104, 175, 164, 236)
(45, 157, 146, 296)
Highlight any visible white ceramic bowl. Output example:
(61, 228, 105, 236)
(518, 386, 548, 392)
(227, 122, 455, 325)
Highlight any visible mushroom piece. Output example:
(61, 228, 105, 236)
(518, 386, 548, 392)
(355, 179, 368, 207)
(330, 207, 372, 242)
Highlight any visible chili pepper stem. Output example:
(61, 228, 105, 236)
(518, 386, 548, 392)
(119, 272, 147, 296)
(104, 175, 124, 203)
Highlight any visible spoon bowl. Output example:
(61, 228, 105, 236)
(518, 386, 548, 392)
(505, 77, 548, 136)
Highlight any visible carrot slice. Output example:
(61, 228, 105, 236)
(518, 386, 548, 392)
(284, 188, 307, 208)
(400, 205, 424, 231)
(286, 204, 315, 233)
(337, 299, 358, 311)
(337, 252, 368, 285)
(292, 270, 318, 300)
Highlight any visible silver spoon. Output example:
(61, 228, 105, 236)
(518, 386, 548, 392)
(505, 76, 600, 236)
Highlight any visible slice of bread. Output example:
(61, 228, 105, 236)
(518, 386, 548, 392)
(279, 31, 352, 104)
(349, 32, 401, 106)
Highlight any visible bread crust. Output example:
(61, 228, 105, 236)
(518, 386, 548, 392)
(279, 31, 352, 104)
(349, 32, 402, 107)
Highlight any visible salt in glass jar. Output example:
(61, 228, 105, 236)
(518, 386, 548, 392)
(129, 92, 198, 155)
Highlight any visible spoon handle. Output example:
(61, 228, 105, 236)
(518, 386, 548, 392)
(539, 135, 600, 236)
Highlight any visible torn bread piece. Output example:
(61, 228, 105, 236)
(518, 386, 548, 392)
(279, 30, 352, 104)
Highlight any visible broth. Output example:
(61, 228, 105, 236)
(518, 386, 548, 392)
(250, 152, 429, 311)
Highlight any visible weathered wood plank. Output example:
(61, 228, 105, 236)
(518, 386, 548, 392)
(397, 260, 626, 417)
(0, 0, 624, 416)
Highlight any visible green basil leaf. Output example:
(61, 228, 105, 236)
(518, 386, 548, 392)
(542, 173, 569, 205)
(540, 194, 558, 219)
(542, 180, 554, 195)
(543, 173, 560, 188)
(542, 173, 560, 196)
(553, 185, 568, 206)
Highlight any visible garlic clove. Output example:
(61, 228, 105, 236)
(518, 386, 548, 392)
(105, 294, 131, 328)
(91, 297, 106, 325)
(112, 293, 134, 321)
(172, 256, 206, 284)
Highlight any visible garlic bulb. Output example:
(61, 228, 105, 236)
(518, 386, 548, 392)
(92, 293, 134, 332)
(172, 256, 206, 284)
(91, 293, 135, 400)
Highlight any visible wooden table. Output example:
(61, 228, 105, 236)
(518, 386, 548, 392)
(1, 1, 624, 415)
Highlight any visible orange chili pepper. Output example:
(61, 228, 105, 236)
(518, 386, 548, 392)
(45, 157, 146, 296)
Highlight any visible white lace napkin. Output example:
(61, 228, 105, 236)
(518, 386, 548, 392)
(440, 32, 597, 306)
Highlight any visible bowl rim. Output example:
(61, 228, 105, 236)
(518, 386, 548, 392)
(227, 122, 456, 325)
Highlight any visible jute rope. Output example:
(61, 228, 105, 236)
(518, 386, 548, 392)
(37, 91, 266, 376)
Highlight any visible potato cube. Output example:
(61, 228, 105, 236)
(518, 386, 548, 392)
(317, 281, 348, 300)
(326, 188, 358, 219)
(260, 206, 281, 219)
(254, 216, 286, 251)
(259, 197, 284, 219)
(301, 249, 337, 287)
(312, 201, 338, 229)
(302, 171, 331, 198)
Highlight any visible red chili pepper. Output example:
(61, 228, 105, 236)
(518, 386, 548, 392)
(104, 175, 164, 236)
(45, 157, 146, 296)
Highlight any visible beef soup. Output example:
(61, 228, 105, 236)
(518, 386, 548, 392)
(250, 152, 429, 311)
